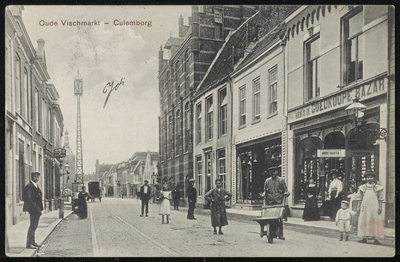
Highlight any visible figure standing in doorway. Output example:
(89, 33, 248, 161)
(328, 172, 343, 219)
(302, 178, 320, 221)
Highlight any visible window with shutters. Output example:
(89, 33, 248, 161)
(269, 67, 278, 114)
(253, 77, 260, 122)
(239, 86, 246, 127)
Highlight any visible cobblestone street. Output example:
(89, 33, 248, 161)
(36, 198, 395, 257)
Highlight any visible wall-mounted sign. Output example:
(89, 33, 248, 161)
(54, 148, 66, 158)
(347, 150, 374, 157)
(317, 149, 346, 158)
(288, 75, 387, 123)
(214, 8, 223, 23)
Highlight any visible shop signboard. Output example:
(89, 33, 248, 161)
(347, 150, 374, 157)
(54, 148, 66, 158)
(317, 149, 346, 158)
(288, 75, 387, 124)
(214, 8, 223, 23)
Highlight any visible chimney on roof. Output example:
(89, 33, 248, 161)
(36, 38, 45, 59)
(158, 45, 164, 73)
(179, 15, 185, 37)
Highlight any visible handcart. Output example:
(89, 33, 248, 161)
(253, 198, 286, 244)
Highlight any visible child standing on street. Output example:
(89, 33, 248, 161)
(347, 186, 358, 232)
(335, 200, 357, 241)
(159, 183, 172, 224)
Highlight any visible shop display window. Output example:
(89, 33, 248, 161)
(296, 136, 323, 202)
(236, 138, 281, 204)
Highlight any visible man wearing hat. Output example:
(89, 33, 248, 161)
(187, 178, 197, 219)
(23, 172, 43, 249)
(264, 165, 290, 240)
(140, 180, 151, 217)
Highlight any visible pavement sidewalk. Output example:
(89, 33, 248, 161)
(165, 201, 395, 241)
(6, 205, 73, 257)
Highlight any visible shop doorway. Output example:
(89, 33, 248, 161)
(346, 123, 380, 194)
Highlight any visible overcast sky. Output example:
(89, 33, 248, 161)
(22, 5, 192, 173)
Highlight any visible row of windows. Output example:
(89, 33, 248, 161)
(161, 105, 191, 160)
(196, 149, 226, 196)
(305, 8, 364, 101)
(195, 86, 228, 144)
(161, 51, 191, 106)
(239, 68, 277, 127)
(8, 50, 61, 144)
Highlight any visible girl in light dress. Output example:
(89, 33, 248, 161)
(159, 183, 172, 224)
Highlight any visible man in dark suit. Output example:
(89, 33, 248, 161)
(171, 185, 180, 210)
(187, 179, 197, 220)
(23, 172, 43, 249)
(140, 180, 151, 217)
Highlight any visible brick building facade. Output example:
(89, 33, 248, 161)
(158, 5, 260, 204)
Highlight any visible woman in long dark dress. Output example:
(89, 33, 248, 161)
(302, 178, 320, 221)
(204, 179, 232, 235)
(77, 186, 93, 219)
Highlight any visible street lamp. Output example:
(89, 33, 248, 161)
(345, 98, 366, 126)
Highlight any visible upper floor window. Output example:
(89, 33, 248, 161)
(306, 36, 320, 101)
(218, 87, 227, 137)
(239, 86, 246, 126)
(175, 61, 179, 82)
(6, 45, 12, 110)
(269, 67, 278, 114)
(184, 102, 190, 152)
(47, 108, 51, 140)
(344, 10, 364, 84)
(185, 54, 190, 94)
(23, 68, 29, 120)
(15, 55, 21, 114)
(175, 110, 181, 155)
(196, 103, 202, 144)
(35, 90, 40, 132)
(206, 95, 213, 141)
(253, 77, 261, 121)
(168, 116, 173, 158)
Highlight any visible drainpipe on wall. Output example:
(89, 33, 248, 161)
(228, 75, 234, 206)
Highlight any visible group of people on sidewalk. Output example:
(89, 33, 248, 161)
(21, 168, 386, 251)
(302, 170, 385, 244)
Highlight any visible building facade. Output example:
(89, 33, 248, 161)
(158, 5, 260, 205)
(231, 23, 289, 210)
(192, 6, 297, 208)
(5, 5, 64, 227)
(284, 6, 392, 225)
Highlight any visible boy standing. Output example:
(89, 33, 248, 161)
(335, 200, 356, 241)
